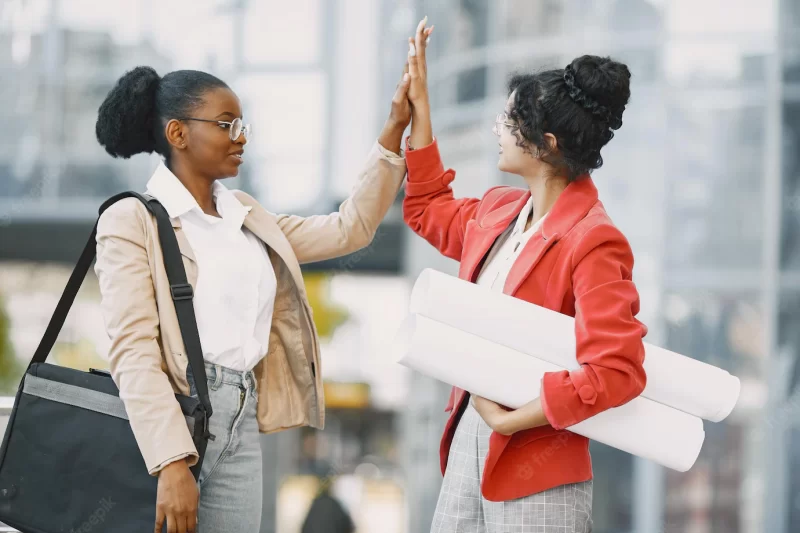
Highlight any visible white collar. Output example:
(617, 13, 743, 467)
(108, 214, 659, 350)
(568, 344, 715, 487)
(145, 161, 252, 223)
(512, 196, 546, 235)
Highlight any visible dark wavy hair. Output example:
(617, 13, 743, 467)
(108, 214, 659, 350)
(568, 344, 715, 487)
(507, 55, 631, 181)
(95, 66, 229, 162)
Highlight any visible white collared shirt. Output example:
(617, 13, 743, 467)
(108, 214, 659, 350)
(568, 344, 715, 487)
(145, 162, 277, 372)
(476, 197, 547, 293)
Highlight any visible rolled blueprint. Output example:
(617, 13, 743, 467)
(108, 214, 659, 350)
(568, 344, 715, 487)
(409, 268, 740, 423)
(391, 314, 705, 472)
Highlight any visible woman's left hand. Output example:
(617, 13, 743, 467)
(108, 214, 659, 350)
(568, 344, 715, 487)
(471, 395, 550, 436)
(377, 62, 412, 154)
(388, 62, 412, 130)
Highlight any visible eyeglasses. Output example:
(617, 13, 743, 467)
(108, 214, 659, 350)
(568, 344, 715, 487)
(178, 117, 252, 141)
(493, 112, 516, 135)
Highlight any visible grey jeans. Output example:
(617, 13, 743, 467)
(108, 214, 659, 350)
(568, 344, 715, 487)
(194, 362, 263, 532)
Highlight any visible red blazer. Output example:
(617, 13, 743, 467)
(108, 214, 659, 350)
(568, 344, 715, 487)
(403, 139, 648, 502)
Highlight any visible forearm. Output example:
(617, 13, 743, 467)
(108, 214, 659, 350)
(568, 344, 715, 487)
(377, 119, 407, 155)
(409, 99, 434, 150)
(500, 397, 550, 435)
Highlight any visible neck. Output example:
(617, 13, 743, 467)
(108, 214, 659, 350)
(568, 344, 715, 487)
(520, 164, 568, 223)
(168, 159, 216, 215)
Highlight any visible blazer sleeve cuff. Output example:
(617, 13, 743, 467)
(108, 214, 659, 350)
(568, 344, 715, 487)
(375, 140, 407, 166)
(405, 137, 443, 175)
(148, 450, 199, 476)
(540, 371, 580, 430)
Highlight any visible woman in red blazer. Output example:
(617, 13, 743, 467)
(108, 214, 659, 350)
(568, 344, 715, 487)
(403, 20, 648, 533)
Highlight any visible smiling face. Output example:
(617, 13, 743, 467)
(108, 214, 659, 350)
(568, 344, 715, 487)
(167, 87, 247, 180)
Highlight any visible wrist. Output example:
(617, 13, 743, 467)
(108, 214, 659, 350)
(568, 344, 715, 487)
(384, 118, 407, 133)
(411, 99, 430, 116)
(160, 458, 187, 474)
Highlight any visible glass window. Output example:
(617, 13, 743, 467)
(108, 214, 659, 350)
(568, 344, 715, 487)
(242, 0, 321, 66)
(456, 66, 487, 103)
(608, 0, 664, 34)
(788, 427, 800, 531)
(665, 43, 769, 88)
(784, 43, 800, 84)
(666, 0, 776, 34)
(662, 292, 764, 376)
(662, 291, 764, 533)
(778, 291, 800, 394)
(782, 101, 800, 269)
(502, 0, 564, 39)
(782, 0, 800, 35)
(590, 442, 633, 533)
(237, 72, 326, 213)
(664, 104, 765, 269)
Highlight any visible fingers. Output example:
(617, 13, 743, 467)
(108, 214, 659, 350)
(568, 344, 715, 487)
(396, 61, 409, 89)
(407, 37, 419, 79)
(415, 16, 428, 64)
(393, 70, 411, 101)
(177, 514, 190, 533)
(155, 509, 165, 533)
(166, 511, 178, 533)
(408, 19, 433, 78)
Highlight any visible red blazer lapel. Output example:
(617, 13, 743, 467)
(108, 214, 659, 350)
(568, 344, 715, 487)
(504, 176, 600, 296)
(459, 192, 531, 283)
(504, 233, 558, 296)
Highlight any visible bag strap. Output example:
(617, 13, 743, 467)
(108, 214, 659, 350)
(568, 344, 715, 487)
(28, 191, 212, 417)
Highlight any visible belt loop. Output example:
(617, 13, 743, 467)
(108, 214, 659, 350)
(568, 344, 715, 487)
(210, 364, 223, 390)
(245, 369, 256, 394)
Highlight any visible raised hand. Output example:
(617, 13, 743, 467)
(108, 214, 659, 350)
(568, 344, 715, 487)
(407, 17, 434, 107)
(388, 61, 412, 130)
(377, 61, 413, 155)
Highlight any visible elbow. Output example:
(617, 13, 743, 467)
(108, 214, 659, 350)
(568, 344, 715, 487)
(342, 221, 374, 255)
(611, 362, 647, 408)
(402, 199, 424, 233)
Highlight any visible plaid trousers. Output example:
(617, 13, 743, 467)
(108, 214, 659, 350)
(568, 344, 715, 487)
(430, 402, 593, 533)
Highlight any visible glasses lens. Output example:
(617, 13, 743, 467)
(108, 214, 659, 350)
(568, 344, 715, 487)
(242, 123, 252, 140)
(230, 118, 243, 141)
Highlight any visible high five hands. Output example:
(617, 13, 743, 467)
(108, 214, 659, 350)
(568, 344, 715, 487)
(407, 17, 434, 109)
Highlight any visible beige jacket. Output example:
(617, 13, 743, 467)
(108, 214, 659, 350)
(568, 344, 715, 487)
(94, 142, 405, 475)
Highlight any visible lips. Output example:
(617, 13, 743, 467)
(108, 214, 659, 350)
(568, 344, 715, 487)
(229, 152, 244, 164)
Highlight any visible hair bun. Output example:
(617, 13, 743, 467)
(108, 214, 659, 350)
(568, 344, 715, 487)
(564, 55, 630, 130)
(96, 66, 161, 159)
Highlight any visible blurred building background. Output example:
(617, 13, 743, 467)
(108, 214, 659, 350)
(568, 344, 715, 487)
(0, 0, 798, 532)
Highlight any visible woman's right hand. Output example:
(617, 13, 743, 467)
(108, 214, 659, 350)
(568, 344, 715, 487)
(154, 459, 199, 533)
(407, 17, 433, 108)
(407, 18, 435, 150)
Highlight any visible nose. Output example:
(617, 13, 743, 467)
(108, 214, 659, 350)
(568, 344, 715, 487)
(234, 132, 247, 146)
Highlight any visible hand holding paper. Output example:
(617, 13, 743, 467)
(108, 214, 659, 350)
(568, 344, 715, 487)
(390, 269, 742, 472)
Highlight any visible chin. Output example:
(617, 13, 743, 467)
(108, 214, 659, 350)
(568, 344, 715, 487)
(497, 157, 511, 173)
(221, 165, 240, 178)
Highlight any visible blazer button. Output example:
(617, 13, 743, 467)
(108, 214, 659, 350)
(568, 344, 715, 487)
(578, 385, 597, 405)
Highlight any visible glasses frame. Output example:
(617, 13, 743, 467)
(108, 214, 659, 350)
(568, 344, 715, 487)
(178, 117, 251, 141)
(494, 112, 516, 132)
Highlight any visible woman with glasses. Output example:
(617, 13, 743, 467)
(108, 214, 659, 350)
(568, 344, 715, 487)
(403, 18, 647, 533)
(93, 65, 412, 533)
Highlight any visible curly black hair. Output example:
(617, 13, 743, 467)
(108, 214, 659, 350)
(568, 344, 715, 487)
(507, 55, 631, 181)
(95, 66, 229, 162)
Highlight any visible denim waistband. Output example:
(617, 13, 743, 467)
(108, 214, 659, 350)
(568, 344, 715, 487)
(203, 361, 257, 392)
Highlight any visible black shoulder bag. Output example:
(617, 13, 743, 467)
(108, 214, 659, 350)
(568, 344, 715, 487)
(0, 192, 212, 533)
